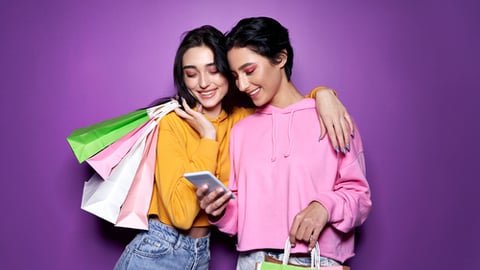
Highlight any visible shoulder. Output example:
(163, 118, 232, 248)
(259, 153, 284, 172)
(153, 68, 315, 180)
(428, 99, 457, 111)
(158, 111, 187, 130)
(231, 107, 255, 119)
(231, 110, 266, 133)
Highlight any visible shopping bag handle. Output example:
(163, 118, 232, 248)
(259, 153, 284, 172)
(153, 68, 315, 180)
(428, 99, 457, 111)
(147, 99, 180, 119)
(282, 238, 321, 268)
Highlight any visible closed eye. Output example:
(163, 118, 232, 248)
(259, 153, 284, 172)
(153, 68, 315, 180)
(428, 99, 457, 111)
(244, 65, 256, 75)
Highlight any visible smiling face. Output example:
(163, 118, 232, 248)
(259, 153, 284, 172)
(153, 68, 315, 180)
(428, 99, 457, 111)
(182, 46, 229, 117)
(227, 47, 286, 107)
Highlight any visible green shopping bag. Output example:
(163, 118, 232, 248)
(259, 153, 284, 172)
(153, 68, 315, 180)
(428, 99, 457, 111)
(256, 239, 350, 270)
(67, 100, 179, 163)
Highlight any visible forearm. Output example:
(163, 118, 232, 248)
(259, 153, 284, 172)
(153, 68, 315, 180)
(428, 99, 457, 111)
(156, 123, 220, 229)
(315, 153, 371, 233)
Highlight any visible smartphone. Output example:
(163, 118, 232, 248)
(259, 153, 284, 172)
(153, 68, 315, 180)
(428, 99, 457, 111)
(184, 171, 235, 199)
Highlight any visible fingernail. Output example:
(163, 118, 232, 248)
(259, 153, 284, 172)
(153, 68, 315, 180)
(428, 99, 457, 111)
(341, 148, 347, 155)
(318, 136, 323, 141)
(346, 144, 351, 151)
(351, 131, 355, 138)
(334, 146, 340, 153)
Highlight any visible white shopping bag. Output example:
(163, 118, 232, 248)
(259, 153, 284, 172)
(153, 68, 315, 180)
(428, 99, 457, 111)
(80, 119, 157, 224)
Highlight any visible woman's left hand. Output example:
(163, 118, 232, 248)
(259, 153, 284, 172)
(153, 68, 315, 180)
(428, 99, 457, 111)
(289, 201, 328, 251)
(315, 88, 354, 155)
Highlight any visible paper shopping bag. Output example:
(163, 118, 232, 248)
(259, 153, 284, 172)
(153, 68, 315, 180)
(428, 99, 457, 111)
(256, 239, 350, 270)
(84, 100, 179, 180)
(68, 109, 149, 163)
(257, 259, 350, 270)
(80, 120, 157, 223)
(115, 127, 158, 230)
(86, 121, 150, 180)
(67, 100, 179, 163)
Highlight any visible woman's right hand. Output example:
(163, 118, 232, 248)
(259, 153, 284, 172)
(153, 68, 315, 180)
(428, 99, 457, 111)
(174, 98, 216, 140)
(196, 184, 231, 221)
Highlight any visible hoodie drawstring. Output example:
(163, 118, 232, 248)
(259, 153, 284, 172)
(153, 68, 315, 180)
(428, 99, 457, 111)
(270, 111, 295, 161)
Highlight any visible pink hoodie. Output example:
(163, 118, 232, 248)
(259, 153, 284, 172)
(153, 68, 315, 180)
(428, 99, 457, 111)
(213, 98, 371, 263)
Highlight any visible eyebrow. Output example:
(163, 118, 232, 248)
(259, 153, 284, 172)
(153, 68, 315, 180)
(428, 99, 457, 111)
(183, 63, 217, 70)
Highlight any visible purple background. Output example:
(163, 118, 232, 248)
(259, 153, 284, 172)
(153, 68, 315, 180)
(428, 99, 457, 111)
(1, 0, 479, 269)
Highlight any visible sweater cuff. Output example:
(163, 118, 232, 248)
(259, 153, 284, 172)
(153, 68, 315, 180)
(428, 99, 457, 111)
(306, 86, 338, 98)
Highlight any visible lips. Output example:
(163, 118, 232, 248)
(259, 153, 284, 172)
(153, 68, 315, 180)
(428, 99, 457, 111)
(197, 89, 216, 98)
(247, 88, 260, 97)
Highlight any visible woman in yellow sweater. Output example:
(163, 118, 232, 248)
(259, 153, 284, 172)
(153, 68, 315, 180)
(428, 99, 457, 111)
(114, 25, 354, 270)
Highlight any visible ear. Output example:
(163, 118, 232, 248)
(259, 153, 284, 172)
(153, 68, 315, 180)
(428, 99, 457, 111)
(275, 49, 288, 68)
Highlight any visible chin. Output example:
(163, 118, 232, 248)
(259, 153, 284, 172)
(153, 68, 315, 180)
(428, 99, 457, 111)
(253, 100, 266, 107)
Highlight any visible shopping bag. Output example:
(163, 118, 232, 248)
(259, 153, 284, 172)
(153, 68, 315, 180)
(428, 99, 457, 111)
(84, 100, 179, 179)
(85, 121, 150, 180)
(67, 100, 179, 163)
(255, 239, 350, 270)
(80, 119, 157, 223)
(115, 127, 158, 230)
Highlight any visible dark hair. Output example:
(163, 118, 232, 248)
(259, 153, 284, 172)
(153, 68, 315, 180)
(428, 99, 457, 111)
(172, 25, 253, 114)
(225, 17, 294, 80)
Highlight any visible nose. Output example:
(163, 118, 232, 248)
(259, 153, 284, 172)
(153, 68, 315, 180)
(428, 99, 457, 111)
(199, 73, 210, 89)
(237, 74, 249, 92)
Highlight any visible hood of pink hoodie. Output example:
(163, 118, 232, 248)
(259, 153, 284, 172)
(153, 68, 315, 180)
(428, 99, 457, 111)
(255, 98, 315, 162)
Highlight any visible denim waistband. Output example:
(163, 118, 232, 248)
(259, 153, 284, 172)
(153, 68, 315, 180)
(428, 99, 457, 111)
(147, 219, 210, 252)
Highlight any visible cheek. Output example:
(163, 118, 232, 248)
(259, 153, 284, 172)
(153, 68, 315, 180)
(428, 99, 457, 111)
(183, 76, 198, 89)
(214, 75, 229, 90)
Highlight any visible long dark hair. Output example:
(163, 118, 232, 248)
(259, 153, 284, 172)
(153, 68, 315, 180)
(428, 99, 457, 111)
(171, 25, 253, 114)
(225, 17, 294, 81)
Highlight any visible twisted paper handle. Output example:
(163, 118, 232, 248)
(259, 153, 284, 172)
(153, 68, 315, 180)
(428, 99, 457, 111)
(281, 238, 321, 268)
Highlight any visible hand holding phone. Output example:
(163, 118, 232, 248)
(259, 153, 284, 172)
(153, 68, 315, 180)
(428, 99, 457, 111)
(184, 171, 235, 199)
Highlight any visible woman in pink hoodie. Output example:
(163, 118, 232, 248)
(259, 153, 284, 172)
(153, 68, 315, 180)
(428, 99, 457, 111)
(197, 17, 372, 269)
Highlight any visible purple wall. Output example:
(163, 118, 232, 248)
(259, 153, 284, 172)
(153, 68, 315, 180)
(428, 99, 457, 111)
(1, 1, 479, 269)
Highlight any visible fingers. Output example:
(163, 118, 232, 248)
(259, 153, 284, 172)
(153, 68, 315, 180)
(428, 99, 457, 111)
(318, 118, 327, 140)
(325, 122, 340, 154)
(326, 117, 354, 155)
(174, 107, 191, 120)
(289, 202, 328, 250)
(289, 217, 300, 247)
(308, 230, 320, 251)
(195, 184, 209, 200)
(335, 119, 348, 154)
(196, 104, 203, 114)
(198, 187, 231, 217)
(207, 191, 231, 216)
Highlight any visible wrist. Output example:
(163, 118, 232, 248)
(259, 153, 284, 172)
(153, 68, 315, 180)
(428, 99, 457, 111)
(313, 86, 337, 97)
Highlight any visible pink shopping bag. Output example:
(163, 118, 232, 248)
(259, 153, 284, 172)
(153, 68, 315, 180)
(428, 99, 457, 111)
(85, 99, 179, 180)
(115, 127, 158, 230)
(86, 121, 150, 180)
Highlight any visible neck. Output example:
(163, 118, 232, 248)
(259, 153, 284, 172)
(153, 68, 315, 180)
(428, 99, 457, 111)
(269, 81, 303, 108)
(203, 104, 222, 118)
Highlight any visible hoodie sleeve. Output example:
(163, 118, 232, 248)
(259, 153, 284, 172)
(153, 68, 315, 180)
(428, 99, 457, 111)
(210, 127, 239, 235)
(314, 128, 372, 233)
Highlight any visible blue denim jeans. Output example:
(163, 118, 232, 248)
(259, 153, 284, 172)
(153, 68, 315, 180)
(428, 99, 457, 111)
(114, 219, 210, 270)
(236, 249, 341, 270)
